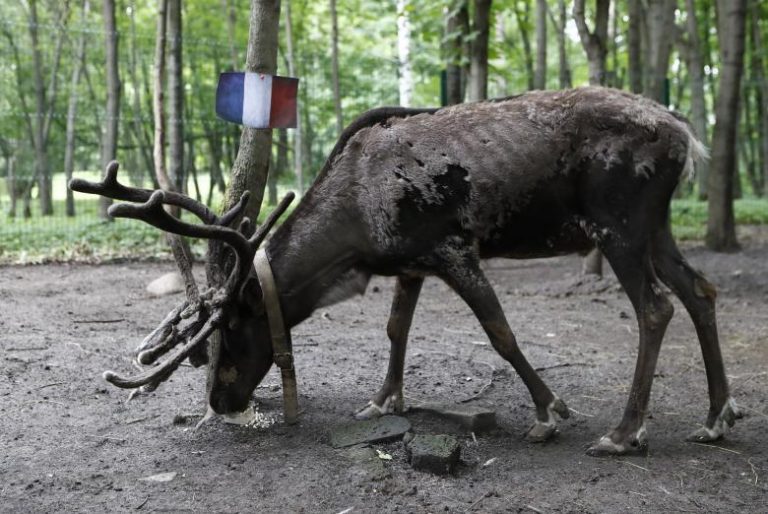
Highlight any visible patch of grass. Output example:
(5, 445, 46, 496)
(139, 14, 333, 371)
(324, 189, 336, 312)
(670, 198, 768, 240)
(0, 172, 297, 264)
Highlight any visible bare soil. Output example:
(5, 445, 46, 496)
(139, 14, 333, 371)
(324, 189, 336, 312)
(2, 229, 768, 513)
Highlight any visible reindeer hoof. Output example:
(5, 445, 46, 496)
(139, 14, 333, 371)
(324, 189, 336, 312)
(686, 397, 739, 443)
(586, 426, 648, 456)
(526, 422, 558, 442)
(526, 397, 569, 443)
(354, 393, 402, 420)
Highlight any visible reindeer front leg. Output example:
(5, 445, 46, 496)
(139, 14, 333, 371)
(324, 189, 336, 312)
(356, 275, 424, 419)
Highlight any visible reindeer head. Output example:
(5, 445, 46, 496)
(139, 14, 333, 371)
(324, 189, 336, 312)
(69, 162, 294, 416)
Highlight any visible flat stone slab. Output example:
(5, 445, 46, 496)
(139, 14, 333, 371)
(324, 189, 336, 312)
(329, 415, 411, 448)
(406, 434, 461, 475)
(146, 272, 185, 297)
(413, 403, 497, 433)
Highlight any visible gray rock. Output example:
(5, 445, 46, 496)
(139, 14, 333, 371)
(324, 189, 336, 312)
(329, 415, 411, 448)
(406, 434, 461, 475)
(146, 272, 185, 297)
(413, 403, 497, 433)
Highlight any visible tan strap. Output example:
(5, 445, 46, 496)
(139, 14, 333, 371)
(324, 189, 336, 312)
(254, 249, 298, 424)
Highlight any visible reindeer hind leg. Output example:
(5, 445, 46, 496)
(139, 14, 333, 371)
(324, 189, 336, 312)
(652, 226, 739, 442)
(587, 236, 674, 456)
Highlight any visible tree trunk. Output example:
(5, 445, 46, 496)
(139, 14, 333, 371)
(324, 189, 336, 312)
(683, 0, 710, 199)
(548, 0, 571, 89)
(750, 0, 768, 197)
(284, 0, 303, 193)
(269, 128, 288, 206)
(219, 0, 281, 223)
(101, 0, 120, 220)
(514, 1, 535, 91)
(167, 0, 184, 194)
(468, 0, 491, 101)
(153, 0, 171, 194)
(206, 0, 282, 400)
(222, 0, 238, 69)
(706, 0, 747, 251)
(397, 0, 413, 106)
(644, 0, 677, 104)
(129, 1, 156, 186)
(740, 87, 759, 195)
(574, 0, 610, 275)
(534, 0, 547, 90)
(29, 0, 52, 216)
(6, 156, 16, 218)
(628, 0, 643, 93)
(444, 1, 467, 104)
(573, 0, 610, 86)
(64, 0, 90, 217)
(330, 0, 343, 134)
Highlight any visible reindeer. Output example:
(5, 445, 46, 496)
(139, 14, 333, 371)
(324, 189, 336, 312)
(71, 87, 739, 455)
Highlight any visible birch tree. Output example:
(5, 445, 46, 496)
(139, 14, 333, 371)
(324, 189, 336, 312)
(397, 0, 413, 107)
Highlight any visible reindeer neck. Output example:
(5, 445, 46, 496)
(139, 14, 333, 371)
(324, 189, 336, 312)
(264, 199, 366, 328)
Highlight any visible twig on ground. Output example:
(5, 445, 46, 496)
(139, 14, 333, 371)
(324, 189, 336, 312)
(620, 460, 649, 472)
(567, 407, 594, 418)
(135, 496, 150, 510)
(534, 362, 589, 372)
(36, 382, 65, 390)
(747, 457, 759, 486)
(72, 319, 125, 324)
(739, 405, 768, 421)
(84, 433, 126, 443)
(465, 492, 492, 512)
(523, 505, 544, 514)
(293, 342, 319, 347)
(690, 442, 742, 455)
(7, 346, 47, 352)
(580, 394, 608, 401)
(460, 360, 497, 404)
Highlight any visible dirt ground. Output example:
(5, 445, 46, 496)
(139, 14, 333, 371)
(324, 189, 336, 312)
(2, 229, 768, 513)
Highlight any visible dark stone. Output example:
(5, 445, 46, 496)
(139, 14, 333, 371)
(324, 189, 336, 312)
(413, 403, 497, 433)
(329, 415, 411, 448)
(406, 434, 461, 475)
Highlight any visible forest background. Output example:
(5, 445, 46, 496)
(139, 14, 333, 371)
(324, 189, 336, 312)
(0, 0, 766, 263)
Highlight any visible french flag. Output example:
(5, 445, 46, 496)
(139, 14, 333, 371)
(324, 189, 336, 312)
(216, 72, 299, 128)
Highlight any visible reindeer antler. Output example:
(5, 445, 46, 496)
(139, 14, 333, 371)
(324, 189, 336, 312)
(69, 161, 295, 390)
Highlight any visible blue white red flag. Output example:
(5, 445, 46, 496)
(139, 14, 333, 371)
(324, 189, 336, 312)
(216, 72, 299, 128)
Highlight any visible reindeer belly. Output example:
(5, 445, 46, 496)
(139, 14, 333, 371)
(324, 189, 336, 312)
(472, 169, 593, 259)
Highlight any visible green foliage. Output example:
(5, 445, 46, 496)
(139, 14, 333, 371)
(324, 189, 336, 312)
(2, 0, 768, 264)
